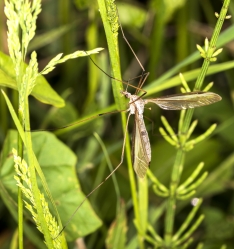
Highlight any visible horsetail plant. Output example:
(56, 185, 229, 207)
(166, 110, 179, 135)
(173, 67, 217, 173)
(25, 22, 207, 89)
(146, 1, 229, 248)
(3, 0, 103, 248)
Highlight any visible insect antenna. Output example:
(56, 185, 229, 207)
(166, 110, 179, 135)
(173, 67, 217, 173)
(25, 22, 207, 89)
(87, 53, 148, 94)
(117, 9, 145, 73)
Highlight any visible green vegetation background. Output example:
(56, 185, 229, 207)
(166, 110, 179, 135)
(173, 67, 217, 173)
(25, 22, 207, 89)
(0, 0, 234, 248)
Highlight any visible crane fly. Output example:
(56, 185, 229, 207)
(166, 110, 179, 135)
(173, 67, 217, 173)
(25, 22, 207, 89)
(122, 90, 221, 178)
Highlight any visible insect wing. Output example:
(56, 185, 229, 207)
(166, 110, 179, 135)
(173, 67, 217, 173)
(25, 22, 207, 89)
(132, 112, 151, 178)
(145, 91, 222, 110)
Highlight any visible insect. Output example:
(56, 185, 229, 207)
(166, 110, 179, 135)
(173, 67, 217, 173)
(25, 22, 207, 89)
(121, 90, 221, 178)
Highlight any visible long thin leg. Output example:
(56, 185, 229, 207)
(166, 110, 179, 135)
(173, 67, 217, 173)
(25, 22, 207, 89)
(27, 109, 127, 132)
(54, 112, 132, 239)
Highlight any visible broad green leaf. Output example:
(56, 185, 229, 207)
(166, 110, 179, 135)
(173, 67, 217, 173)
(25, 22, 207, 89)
(1, 130, 102, 241)
(0, 51, 65, 107)
(105, 201, 127, 249)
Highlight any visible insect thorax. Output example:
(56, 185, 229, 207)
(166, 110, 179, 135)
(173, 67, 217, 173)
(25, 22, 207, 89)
(129, 94, 145, 115)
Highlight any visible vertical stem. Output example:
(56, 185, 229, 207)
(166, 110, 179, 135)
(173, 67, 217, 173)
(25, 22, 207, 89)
(164, 150, 185, 244)
(148, 1, 165, 82)
(58, 0, 73, 78)
(97, 0, 143, 248)
(17, 55, 26, 249)
(0, 88, 8, 134)
(23, 97, 54, 248)
(58, 0, 71, 55)
(85, 7, 99, 109)
(175, 3, 188, 67)
(17, 108, 24, 249)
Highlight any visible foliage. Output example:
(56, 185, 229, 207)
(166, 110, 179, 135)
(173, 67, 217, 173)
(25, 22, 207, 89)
(0, 0, 234, 249)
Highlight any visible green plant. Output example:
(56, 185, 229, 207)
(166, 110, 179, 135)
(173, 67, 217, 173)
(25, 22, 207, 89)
(1, 0, 102, 248)
(1, 0, 234, 249)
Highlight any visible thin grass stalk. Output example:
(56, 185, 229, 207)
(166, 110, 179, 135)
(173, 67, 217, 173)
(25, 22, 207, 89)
(175, 4, 188, 66)
(10, 229, 18, 249)
(15, 17, 32, 249)
(148, 1, 165, 82)
(196, 243, 204, 249)
(94, 132, 121, 212)
(85, 7, 99, 109)
(200, 0, 215, 24)
(97, 0, 142, 248)
(164, 0, 230, 246)
(58, 0, 71, 74)
(17, 108, 24, 249)
(23, 97, 54, 248)
(0, 88, 8, 134)
(15, 18, 25, 248)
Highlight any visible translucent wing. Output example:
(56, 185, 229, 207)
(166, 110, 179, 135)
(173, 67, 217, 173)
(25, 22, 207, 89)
(132, 112, 151, 178)
(145, 91, 222, 110)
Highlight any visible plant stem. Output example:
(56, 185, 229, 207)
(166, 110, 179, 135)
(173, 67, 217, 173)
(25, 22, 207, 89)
(17, 108, 24, 249)
(97, 0, 143, 248)
(164, 0, 230, 246)
(0, 88, 8, 134)
(85, 7, 99, 109)
(148, 1, 165, 82)
(23, 97, 54, 248)
(17, 56, 26, 249)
